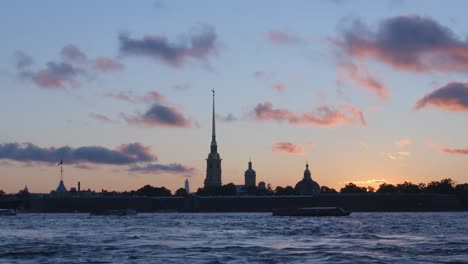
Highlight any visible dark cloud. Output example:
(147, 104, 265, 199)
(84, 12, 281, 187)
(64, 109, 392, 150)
(272, 142, 305, 155)
(0, 142, 156, 165)
(253, 101, 366, 126)
(121, 103, 191, 127)
(15, 45, 122, 89)
(414, 82, 468, 112)
(119, 26, 218, 67)
(61, 45, 87, 63)
(31, 61, 83, 89)
(336, 15, 468, 72)
(216, 113, 238, 122)
(129, 163, 195, 174)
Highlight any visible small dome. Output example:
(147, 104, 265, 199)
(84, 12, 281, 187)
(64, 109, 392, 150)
(294, 162, 320, 195)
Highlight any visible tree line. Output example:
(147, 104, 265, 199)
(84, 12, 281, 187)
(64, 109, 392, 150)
(1, 178, 467, 198)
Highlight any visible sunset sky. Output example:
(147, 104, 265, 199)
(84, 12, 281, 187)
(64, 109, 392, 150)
(1, 0, 467, 193)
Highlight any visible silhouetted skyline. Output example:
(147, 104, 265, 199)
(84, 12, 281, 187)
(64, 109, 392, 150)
(0, 1, 467, 194)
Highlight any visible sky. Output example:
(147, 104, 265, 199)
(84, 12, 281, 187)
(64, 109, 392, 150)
(1, 0, 467, 194)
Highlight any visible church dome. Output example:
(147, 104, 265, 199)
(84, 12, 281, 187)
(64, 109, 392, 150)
(295, 162, 320, 195)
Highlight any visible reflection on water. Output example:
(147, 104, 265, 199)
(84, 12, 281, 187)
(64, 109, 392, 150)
(0, 212, 467, 263)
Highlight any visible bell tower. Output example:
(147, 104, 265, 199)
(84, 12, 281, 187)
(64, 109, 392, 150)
(204, 90, 222, 187)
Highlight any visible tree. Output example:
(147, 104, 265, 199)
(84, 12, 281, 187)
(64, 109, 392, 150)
(135, 185, 172, 197)
(377, 183, 397, 193)
(396, 182, 421, 193)
(367, 186, 375, 193)
(340, 183, 367, 193)
(320, 186, 337, 193)
(175, 188, 188, 196)
(424, 178, 455, 194)
(0, 190, 5, 196)
(275, 186, 298, 196)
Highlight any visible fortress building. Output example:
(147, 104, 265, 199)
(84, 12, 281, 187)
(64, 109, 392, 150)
(295, 162, 320, 195)
(204, 90, 222, 187)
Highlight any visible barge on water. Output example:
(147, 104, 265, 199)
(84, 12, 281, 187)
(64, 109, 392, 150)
(272, 207, 351, 216)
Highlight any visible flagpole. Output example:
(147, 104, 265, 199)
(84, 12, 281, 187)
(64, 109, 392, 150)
(60, 162, 63, 182)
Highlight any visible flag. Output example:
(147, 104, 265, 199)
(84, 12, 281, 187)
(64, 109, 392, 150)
(57, 160, 63, 166)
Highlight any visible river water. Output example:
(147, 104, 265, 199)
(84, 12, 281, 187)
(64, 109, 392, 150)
(0, 212, 467, 263)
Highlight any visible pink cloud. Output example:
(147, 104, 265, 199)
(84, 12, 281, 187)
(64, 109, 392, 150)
(266, 30, 302, 45)
(339, 62, 389, 99)
(254, 71, 265, 79)
(442, 148, 468, 156)
(93, 57, 123, 72)
(272, 142, 305, 155)
(273, 83, 287, 92)
(426, 140, 468, 156)
(253, 101, 366, 127)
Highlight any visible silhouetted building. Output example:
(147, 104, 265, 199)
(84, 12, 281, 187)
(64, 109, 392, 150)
(244, 160, 256, 187)
(185, 178, 190, 194)
(204, 90, 222, 187)
(295, 162, 320, 195)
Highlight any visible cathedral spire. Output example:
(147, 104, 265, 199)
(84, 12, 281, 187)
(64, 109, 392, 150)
(212, 89, 216, 142)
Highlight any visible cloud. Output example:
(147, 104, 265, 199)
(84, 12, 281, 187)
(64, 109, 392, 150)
(395, 139, 412, 147)
(414, 82, 468, 112)
(336, 15, 468, 72)
(31, 61, 83, 89)
(129, 163, 195, 174)
(441, 148, 468, 156)
(13, 51, 34, 69)
(88, 113, 117, 124)
(0, 142, 156, 165)
(426, 140, 468, 156)
(266, 29, 303, 45)
(253, 101, 366, 127)
(105, 90, 165, 104)
(254, 71, 265, 79)
(273, 83, 287, 92)
(61, 45, 87, 63)
(272, 142, 305, 155)
(216, 113, 238, 122)
(93, 57, 123, 72)
(15, 45, 122, 89)
(352, 179, 388, 185)
(339, 62, 389, 99)
(386, 151, 410, 160)
(121, 103, 191, 127)
(119, 26, 218, 67)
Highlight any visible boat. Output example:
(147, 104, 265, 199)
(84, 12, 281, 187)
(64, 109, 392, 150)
(272, 207, 351, 216)
(90, 209, 137, 216)
(0, 209, 16, 216)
